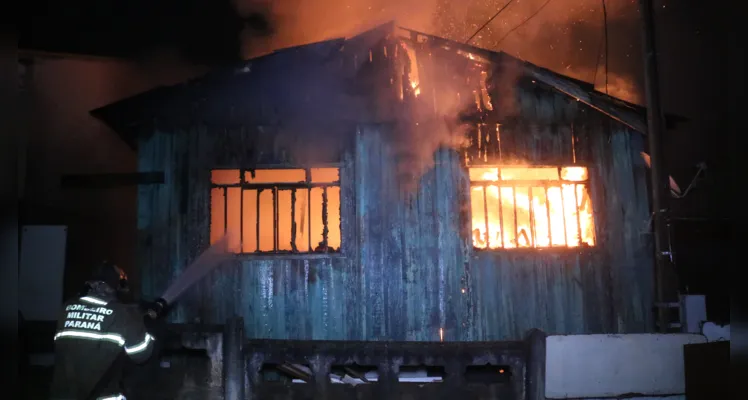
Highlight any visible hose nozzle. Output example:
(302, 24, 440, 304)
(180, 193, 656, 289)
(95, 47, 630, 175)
(146, 298, 169, 319)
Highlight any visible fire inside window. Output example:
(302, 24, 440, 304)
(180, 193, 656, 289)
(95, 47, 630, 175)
(469, 166, 596, 249)
(210, 168, 341, 254)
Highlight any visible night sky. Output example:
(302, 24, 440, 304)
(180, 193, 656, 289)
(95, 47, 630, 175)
(20, 0, 734, 318)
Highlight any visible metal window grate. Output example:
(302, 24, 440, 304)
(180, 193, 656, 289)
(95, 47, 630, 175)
(210, 168, 341, 254)
(469, 166, 596, 250)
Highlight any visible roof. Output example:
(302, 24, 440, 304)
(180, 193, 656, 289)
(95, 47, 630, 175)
(398, 27, 686, 134)
(91, 22, 686, 150)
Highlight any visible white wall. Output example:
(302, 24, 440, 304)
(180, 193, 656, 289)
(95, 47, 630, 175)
(545, 333, 706, 399)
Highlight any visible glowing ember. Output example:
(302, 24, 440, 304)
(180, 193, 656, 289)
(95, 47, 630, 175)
(470, 166, 595, 249)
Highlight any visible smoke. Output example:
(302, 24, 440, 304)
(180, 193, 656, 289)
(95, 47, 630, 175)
(232, 0, 646, 192)
(237, 0, 644, 103)
(446, 0, 645, 104)
(235, 0, 439, 57)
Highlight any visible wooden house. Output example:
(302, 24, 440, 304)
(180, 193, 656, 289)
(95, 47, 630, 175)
(92, 23, 668, 341)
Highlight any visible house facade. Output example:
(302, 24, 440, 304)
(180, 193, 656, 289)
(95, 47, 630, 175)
(94, 24, 656, 341)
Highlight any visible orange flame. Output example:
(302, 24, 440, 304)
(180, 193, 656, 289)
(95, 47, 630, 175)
(400, 40, 421, 97)
(470, 166, 595, 249)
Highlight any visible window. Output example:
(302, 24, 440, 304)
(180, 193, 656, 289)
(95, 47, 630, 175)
(469, 166, 595, 249)
(210, 168, 341, 254)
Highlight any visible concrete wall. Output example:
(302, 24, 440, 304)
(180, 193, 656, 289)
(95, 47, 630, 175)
(545, 333, 706, 399)
(19, 225, 68, 321)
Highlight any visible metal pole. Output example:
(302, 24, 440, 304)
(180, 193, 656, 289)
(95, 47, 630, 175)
(638, 0, 671, 333)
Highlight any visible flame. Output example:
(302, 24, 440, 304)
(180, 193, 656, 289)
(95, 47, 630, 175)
(470, 166, 595, 249)
(400, 41, 421, 97)
(560, 166, 588, 181)
(479, 70, 493, 110)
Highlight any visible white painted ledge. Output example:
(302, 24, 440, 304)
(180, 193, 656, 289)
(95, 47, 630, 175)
(545, 333, 706, 399)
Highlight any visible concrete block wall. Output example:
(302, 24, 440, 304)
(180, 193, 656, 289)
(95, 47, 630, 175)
(545, 334, 706, 399)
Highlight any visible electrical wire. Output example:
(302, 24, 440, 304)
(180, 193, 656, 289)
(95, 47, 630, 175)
(465, 0, 516, 44)
(495, 0, 555, 47)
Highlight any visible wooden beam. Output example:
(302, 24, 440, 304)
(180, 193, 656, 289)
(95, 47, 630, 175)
(61, 172, 164, 188)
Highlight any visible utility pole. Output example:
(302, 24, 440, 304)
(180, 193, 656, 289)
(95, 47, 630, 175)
(638, 0, 671, 333)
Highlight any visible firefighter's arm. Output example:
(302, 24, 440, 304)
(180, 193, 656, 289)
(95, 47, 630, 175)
(120, 305, 155, 364)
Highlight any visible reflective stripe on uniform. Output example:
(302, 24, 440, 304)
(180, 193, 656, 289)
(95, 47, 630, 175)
(97, 394, 126, 400)
(125, 333, 155, 354)
(54, 330, 125, 346)
(80, 296, 109, 305)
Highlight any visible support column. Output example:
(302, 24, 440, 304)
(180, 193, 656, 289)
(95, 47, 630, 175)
(525, 329, 547, 400)
(223, 317, 245, 400)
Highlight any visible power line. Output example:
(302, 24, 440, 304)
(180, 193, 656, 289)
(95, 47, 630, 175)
(465, 0, 516, 44)
(601, 0, 609, 94)
(495, 0, 555, 47)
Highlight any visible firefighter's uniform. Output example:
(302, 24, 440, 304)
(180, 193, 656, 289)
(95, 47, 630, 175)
(50, 293, 154, 400)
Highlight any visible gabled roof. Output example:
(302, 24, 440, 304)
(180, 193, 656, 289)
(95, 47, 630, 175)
(92, 22, 685, 149)
(91, 37, 351, 149)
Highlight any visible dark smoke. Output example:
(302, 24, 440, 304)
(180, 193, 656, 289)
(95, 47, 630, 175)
(228, 1, 649, 194)
(237, 0, 645, 103)
(453, 0, 645, 104)
(169, 1, 274, 65)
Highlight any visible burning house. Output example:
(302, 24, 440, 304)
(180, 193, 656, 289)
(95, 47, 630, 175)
(92, 23, 668, 343)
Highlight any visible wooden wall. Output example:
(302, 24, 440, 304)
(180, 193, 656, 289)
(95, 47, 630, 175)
(135, 27, 653, 340)
(137, 111, 654, 341)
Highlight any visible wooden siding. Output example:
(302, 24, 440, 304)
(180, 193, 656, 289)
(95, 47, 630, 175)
(137, 112, 654, 341)
(135, 26, 653, 341)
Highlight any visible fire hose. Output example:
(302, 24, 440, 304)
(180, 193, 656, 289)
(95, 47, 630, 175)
(140, 235, 233, 320)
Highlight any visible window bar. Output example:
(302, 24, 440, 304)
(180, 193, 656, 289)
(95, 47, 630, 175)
(497, 184, 505, 248)
(559, 184, 569, 247)
(482, 184, 490, 248)
(306, 186, 314, 253)
(290, 189, 298, 252)
(239, 170, 244, 252)
(544, 184, 552, 246)
(574, 184, 583, 246)
(223, 187, 228, 236)
(306, 168, 312, 253)
(528, 187, 536, 248)
(322, 186, 329, 249)
(255, 189, 261, 252)
(512, 186, 519, 247)
(273, 187, 278, 251)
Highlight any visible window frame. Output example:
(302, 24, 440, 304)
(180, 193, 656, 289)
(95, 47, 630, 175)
(466, 164, 597, 252)
(209, 164, 344, 258)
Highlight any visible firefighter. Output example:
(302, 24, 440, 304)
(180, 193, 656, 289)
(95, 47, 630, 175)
(50, 261, 159, 400)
